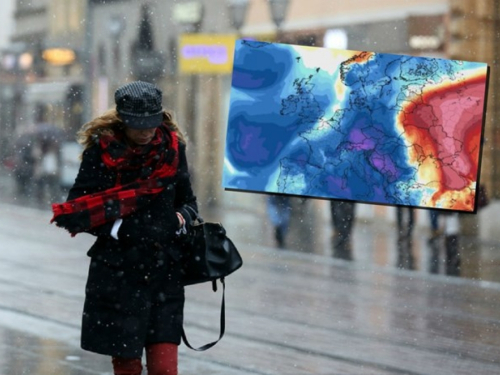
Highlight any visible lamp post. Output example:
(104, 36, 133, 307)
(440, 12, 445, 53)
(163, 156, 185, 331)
(173, 1, 204, 147)
(131, 4, 165, 83)
(227, 0, 249, 35)
(108, 14, 126, 91)
(267, 0, 289, 42)
(82, 0, 95, 124)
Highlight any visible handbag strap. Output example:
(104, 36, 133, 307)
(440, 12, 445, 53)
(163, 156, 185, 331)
(185, 205, 204, 224)
(181, 278, 226, 351)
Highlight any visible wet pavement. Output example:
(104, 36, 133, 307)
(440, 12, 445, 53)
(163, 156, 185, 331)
(1, 164, 500, 283)
(0, 325, 110, 375)
(1, 168, 500, 374)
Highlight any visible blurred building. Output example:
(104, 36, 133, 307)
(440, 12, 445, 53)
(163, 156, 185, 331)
(0, 0, 85, 154)
(0, 0, 239, 210)
(0, 0, 15, 48)
(244, 0, 447, 56)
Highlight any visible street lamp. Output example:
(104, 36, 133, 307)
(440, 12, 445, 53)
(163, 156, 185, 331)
(227, 0, 249, 34)
(173, 1, 204, 33)
(131, 4, 166, 83)
(268, 0, 290, 41)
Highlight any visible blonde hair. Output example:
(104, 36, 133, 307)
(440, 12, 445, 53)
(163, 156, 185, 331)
(76, 109, 186, 153)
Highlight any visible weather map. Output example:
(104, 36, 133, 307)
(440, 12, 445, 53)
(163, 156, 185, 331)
(222, 40, 489, 212)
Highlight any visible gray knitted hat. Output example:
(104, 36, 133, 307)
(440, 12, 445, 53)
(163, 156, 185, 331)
(115, 81, 163, 129)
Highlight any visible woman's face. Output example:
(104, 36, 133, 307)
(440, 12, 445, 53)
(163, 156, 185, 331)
(124, 127, 157, 146)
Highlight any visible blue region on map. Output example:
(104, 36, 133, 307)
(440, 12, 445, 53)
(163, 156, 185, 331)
(223, 40, 488, 210)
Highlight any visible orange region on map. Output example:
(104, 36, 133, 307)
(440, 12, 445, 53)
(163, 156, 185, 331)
(399, 72, 487, 211)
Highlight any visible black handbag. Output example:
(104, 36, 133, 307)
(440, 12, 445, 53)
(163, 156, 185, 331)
(179, 217, 243, 351)
(181, 219, 242, 286)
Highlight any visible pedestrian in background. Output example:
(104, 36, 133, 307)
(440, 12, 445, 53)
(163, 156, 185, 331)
(267, 194, 292, 248)
(33, 139, 61, 205)
(396, 206, 415, 269)
(428, 209, 441, 242)
(427, 208, 441, 274)
(12, 133, 36, 198)
(330, 200, 356, 260)
(51, 81, 198, 375)
(443, 212, 461, 276)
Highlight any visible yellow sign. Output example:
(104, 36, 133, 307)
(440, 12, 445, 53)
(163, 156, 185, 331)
(178, 34, 237, 75)
(42, 48, 76, 65)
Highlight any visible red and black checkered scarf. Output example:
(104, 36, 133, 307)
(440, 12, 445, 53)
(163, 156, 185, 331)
(51, 124, 179, 236)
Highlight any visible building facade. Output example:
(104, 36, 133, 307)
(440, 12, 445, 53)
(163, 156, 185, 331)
(1, 0, 239, 208)
(0, 0, 86, 145)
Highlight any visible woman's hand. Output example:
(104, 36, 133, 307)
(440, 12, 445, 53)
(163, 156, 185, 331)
(176, 212, 186, 228)
(176, 212, 187, 235)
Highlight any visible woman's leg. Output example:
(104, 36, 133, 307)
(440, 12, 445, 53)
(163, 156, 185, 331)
(111, 357, 142, 375)
(145, 342, 178, 375)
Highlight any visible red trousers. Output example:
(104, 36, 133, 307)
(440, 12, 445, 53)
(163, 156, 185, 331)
(112, 343, 178, 375)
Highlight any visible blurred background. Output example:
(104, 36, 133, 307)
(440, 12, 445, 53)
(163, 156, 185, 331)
(0, 0, 499, 282)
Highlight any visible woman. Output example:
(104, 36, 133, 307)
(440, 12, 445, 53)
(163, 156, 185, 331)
(51, 81, 198, 375)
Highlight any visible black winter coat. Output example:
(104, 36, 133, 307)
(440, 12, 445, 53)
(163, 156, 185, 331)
(67, 141, 197, 358)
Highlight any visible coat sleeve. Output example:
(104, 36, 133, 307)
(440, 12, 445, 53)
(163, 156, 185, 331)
(174, 142, 198, 225)
(66, 145, 116, 237)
